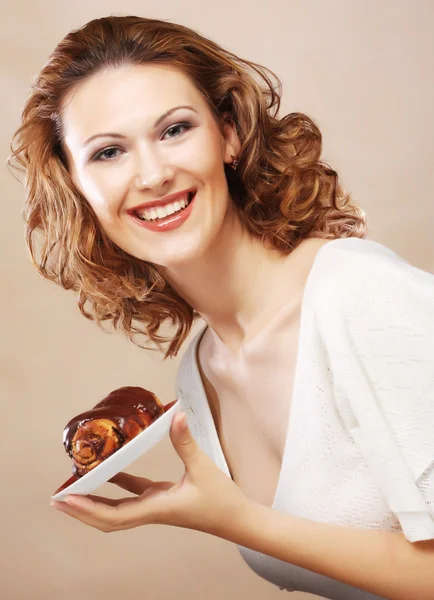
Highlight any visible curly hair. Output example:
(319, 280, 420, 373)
(8, 15, 367, 358)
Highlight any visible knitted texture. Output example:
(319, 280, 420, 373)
(176, 238, 434, 599)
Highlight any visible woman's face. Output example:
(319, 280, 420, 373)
(61, 63, 240, 268)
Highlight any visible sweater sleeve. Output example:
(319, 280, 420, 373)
(319, 243, 434, 542)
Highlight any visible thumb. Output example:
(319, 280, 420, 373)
(170, 412, 204, 468)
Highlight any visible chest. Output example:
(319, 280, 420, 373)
(197, 318, 301, 507)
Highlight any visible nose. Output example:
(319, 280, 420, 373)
(134, 146, 175, 192)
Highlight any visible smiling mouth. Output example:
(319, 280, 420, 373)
(134, 191, 195, 223)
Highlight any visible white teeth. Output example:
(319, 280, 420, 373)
(136, 192, 194, 221)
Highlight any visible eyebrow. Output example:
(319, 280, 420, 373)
(82, 105, 199, 149)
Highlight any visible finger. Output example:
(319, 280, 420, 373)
(62, 485, 170, 528)
(51, 498, 118, 532)
(109, 472, 154, 495)
(56, 494, 143, 531)
(86, 494, 135, 507)
(170, 413, 207, 471)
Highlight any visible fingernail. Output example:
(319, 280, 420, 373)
(179, 412, 188, 429)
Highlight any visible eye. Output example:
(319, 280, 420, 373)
(90, 122, 193, 162)
(91, 147, 123, 162)
(162, 121, 193, 140)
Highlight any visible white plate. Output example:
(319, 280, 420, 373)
(52, 400, 181, 502)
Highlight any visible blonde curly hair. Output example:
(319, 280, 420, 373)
(8, 15, 367, 358)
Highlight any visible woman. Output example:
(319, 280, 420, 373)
(8, 15, 434, 600)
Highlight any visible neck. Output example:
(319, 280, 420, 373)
(163, 212, 323, 352)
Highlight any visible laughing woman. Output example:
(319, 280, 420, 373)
(8, 15, 434, 600)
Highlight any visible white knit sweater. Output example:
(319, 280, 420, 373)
(175, 237, 434, 600)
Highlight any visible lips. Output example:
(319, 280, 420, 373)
(127, 188, 197, 217)
(128, 189, 197, 233)
(135, 190, 194, 222)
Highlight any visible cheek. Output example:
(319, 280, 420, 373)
(79, 178, 120, 224)
(183, 128, 224, 178)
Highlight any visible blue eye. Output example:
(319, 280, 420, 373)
(91, 121, 193, 162)
(92, 147, 122, 161)
(162, 122, 192, 139)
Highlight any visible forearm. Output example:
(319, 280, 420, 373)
(220, 501, 434, 600)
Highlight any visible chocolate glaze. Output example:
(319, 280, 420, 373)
(63, 386, 165, 456)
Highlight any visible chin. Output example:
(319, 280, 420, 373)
(158, 248, 208, 270)
(165, 223, 221, 265)
(118, 210, 223, 269)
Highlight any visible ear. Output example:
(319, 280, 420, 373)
(220, 113, 241, 165)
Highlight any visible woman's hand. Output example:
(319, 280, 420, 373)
(51, 413, 250, 538)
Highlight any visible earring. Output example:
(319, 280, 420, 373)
(230, 154, 239, 171)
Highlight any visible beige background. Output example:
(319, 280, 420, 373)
(2, 1, 433, 599)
